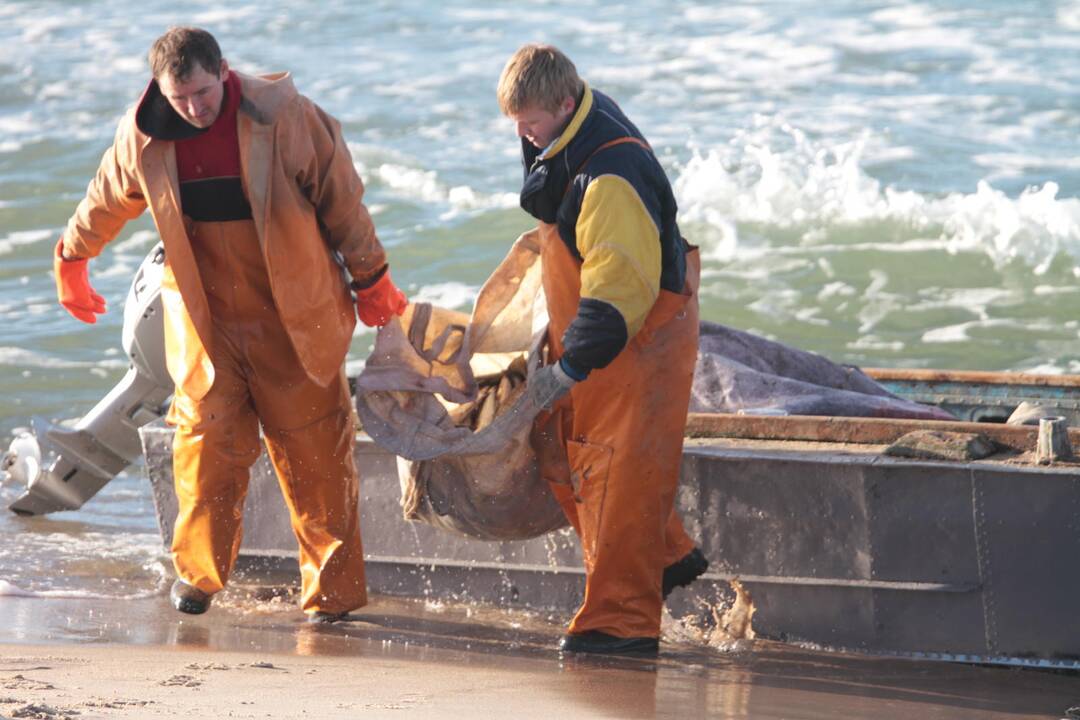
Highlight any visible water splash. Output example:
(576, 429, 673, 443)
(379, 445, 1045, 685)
(717, 579, 756, 643)
(673, 125, 1080, 274)
(662, 579, 756, 651)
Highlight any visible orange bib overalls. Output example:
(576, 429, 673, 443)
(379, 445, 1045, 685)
(536, 220, 700, 639)
(166, 217, 367, 615)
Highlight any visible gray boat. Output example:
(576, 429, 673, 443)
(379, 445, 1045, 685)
(138, 366, 1080, 668)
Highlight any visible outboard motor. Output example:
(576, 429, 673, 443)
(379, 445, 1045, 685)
(0, 244, 174, 515)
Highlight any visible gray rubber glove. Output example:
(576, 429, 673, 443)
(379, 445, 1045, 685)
(528, 360, 579, 411)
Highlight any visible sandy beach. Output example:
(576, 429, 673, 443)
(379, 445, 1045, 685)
(0, 586, 1078, 720)
(0, 641, 674, 719)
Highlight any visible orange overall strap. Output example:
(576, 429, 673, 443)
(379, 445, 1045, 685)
(563, 137, 653, 197)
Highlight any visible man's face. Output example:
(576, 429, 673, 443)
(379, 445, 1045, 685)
(508, 96, 575, 149)
(158, 59, 229, 129)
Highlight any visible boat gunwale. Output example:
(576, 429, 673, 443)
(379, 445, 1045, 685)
(684, 412, 1080, 453)
(864, 367, 1080, 388)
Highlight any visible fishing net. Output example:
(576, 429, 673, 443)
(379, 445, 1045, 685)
(354, 231, 569, 540)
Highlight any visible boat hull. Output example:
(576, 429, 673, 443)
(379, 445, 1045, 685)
(139, 418, 1080, 666)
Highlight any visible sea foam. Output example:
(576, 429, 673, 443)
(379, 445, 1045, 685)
(672, 127, 1080, 274)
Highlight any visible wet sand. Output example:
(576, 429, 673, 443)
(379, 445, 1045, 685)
(0, 586, 1078, 719)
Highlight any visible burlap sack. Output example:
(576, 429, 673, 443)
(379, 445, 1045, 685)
(355, 231, 569, 540)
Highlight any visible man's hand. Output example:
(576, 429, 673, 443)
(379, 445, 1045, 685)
(528, 359, 581, 411)
(353, 267, 407, 327)
(53, 239, 106, 324)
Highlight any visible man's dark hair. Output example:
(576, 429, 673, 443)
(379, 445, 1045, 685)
(148, 27, 222, 81)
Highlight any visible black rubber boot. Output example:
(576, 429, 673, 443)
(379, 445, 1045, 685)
(307, 611, 350, 624)
(662, 546, 709, 599)
(170, 579, 211, 615)
(558, 630, 659, 656)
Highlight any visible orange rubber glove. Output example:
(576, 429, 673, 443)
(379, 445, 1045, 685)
(353, 266, 407, 327)
(53, 239, 106, 324)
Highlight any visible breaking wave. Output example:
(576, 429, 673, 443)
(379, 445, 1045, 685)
(673, 127, 1080, 275)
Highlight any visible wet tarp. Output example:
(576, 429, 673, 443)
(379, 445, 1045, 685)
(691, 322, 955, 421)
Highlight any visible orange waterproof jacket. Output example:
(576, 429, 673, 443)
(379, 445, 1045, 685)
(61, 71, 387, 400)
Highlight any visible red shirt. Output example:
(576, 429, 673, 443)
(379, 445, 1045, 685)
(173, 72, 250, 221)
(175, 72, 243, 183)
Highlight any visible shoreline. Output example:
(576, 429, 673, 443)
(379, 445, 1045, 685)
(0, 592, 1078, 719)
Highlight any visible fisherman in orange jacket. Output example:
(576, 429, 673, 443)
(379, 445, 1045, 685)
(501, 44, 710, 656)
(54, 27, 406, 622)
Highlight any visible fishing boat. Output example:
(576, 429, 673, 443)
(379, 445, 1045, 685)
(138, 367, 1080, 667)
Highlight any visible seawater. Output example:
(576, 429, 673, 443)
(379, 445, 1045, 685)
(0, 1, 1078, 597)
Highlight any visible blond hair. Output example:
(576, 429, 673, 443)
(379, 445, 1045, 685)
(497, 43, 583, 115)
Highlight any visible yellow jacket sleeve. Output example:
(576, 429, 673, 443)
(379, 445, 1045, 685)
(576, 174, 661, 338)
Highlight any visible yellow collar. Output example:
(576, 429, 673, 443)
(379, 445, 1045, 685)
(539, 82, 593, 161)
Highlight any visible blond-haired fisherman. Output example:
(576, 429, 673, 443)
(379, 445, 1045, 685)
(501, 43, 708, 656)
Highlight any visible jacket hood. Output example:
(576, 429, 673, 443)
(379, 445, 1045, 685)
(134, 78, 206, 141)
(234, 70, 297, 125)
(135, 69, 297, 140)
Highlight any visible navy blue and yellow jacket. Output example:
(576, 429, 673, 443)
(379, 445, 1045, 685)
(519, 83, 687, 377)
